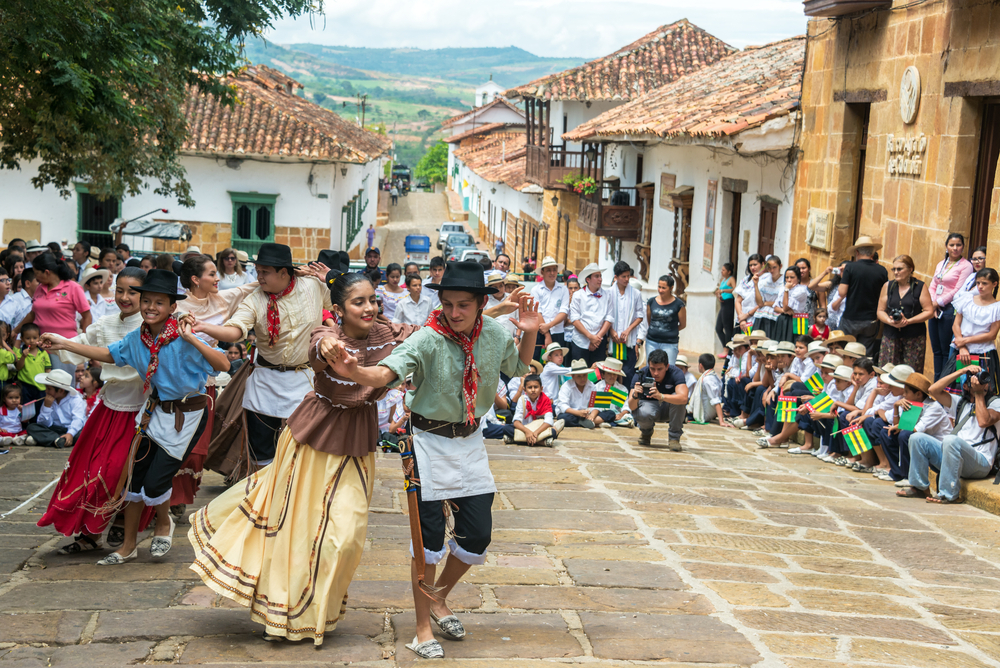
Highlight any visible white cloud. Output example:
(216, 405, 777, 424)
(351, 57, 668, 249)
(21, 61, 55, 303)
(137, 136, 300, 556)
(265, 0, 808, 58)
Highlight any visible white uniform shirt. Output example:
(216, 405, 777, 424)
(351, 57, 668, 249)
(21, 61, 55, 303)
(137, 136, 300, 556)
(734, 276, 758, 324)
(913, 400, 951, 438)
(37, 392, 87, 436)
(610, 283, 645, 347)
(0, 407, 23, 434)
(755, 273, 782, 322)
(568, 287, 614, 348)
(948, 396, 1000, 462)
(854, 376, 878, 409)
(698, 372, 723, 407)
(531, 281, 571, 336)
(513, 395, 553, 426)
(594, 379, 631, 414)
(866, 390, 898, 418)
(780, 284, 811, 313)
(955, 298, 1000, 354)
(392, 292, 434, 326)
(0, 290, 32, 328)
(790, 356, 819, 382)
(540, 361, 571, 402)
(557, 379, 596, 414)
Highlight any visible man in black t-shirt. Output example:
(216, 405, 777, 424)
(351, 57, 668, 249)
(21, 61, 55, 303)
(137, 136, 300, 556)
(838, 236, 888, 360)
(628, 348, 689, 450)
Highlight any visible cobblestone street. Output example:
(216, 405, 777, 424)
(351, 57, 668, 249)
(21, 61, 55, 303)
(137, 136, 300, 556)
(2, 423, 1000, 666)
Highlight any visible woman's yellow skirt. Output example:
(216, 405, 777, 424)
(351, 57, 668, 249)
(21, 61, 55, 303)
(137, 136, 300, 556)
(189, 428, 374, 645)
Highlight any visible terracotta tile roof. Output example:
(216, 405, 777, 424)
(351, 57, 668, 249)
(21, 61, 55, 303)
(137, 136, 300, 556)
(181, 64, 392, 163)
(441, 97, 524, 129)
(453, 131, 531, 192)
(505, 20, 735, 103)
(564, 37, 805, 141)
(445, 122, 524, 144)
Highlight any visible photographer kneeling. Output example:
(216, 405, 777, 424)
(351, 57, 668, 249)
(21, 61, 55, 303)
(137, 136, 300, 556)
(899, 364, 1000, 503)
(628, 349, 688, 450)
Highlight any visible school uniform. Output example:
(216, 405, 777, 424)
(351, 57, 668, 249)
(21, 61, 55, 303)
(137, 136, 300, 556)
(556, 379, 597, 428)
(568, 286, 614, 367)
(27, 392, 86, 446)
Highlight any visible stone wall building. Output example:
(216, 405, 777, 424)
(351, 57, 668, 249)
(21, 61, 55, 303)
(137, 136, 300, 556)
(792, 0, 1000, 275)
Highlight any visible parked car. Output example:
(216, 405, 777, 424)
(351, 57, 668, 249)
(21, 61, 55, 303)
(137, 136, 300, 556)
(443, 233, 475, 258)
(436, 223, 466, 250)
(460, 249, 490, 263)
(447, 245, 479, 262)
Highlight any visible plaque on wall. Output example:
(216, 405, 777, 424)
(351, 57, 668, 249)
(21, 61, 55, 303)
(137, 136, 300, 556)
(806, 208, 833, 251)
(899, 66, 920, 124)
(703, 179, 718, 271)
(659, 173, 677, 211)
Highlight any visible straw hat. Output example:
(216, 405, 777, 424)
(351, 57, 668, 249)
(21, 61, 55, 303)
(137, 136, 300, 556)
(764, 341, 779, 356)
(774, 341, 796, 356)
(747, 329, 769, 342)
(578, 263, 603, 283)
(33, 369, 78, 395)
(596, 358, 624, 376)
(840, 342, 867, 359)
(235, 250, 250, 263)
(538, 256, 565, 273)
(824, 330, 856, 346)
(674, 355, 690, 368)
(873, 362, 895, 377)
(566, 359, 593, 375)
(847, 235, 883, 254)
(820, 354, 844, 369)
(806, 341, 829, 356)
(541, 341, 569, 362)
(78, 265, 110, 287)
(528, 359, 543, 374)
(832, 365, 854, 381)
(882, 364, 914, 389)
(902, 372, 932, 395)
(181, 245, 203, 260)
(731, 333, 749, 346)
(485, 271, 506, 287)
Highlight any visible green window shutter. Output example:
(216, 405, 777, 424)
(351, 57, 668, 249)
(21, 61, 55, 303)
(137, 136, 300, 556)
(229, 192, 277, 257)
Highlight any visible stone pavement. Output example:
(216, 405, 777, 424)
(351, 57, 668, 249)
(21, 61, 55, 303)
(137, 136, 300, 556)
(377, 191, 471, 268)
(2, 423, 1000, 666)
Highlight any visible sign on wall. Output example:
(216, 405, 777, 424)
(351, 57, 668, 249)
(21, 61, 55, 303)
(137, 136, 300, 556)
(703, 179, 718, 271)
(659, 173, 677, 210)
(806, 208, 833, 251)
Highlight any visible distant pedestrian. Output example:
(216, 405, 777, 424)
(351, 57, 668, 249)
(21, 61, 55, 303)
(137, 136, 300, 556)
(390, 186, 399, 206)
(366, 225, 375, 249)
(494, 238, 504, 258)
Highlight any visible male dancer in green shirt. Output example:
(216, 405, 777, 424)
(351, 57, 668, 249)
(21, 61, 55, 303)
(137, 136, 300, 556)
(325, 261, 539, 659)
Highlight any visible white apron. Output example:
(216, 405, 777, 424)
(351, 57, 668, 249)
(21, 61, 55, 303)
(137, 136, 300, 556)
(412, 424, 496, 502)
(143, 405, 205, 460)
(242, 366, 315, 418)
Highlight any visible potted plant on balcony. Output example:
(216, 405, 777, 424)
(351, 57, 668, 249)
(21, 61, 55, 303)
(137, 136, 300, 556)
(559, 174, 598, 196)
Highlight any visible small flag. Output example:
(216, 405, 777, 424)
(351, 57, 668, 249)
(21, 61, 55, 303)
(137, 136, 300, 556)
(742, 324, 753, 336)
(897, 401, 924, 432)
(776, 395, 798, 422)
(808, 391, 834, 413)
(840, 423, 873, 456)
(956, 355, 983, 371)
(804, 372, 825, 394)
(794, 313, 809, 335)
(607, 341, 627, 361)
(591, 387, 627, 410)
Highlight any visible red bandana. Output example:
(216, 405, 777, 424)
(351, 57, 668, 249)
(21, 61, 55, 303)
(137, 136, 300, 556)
(426, 309, 484, 425)
(524, 393, 553, 422)
(140, 316, 181, 393)
(266, 276, 296, 347)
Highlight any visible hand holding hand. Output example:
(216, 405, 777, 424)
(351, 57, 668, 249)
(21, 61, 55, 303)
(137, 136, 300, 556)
(178, 317, 198, 345)
(40, 333, 67, 351)
(525, 431, 537, 445)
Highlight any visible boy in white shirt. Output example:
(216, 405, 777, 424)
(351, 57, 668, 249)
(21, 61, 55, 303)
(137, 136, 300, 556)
(790, 353, 843, 455)
(24, 369, 87, 448)
(502, 374, 564, 446)
(392, 274, 434, 326)
(882, 369, 950, 484)
(759, 341, 795, 440)
(784, 336, 821, 386)
(593, 357, 633, 428)
(556, 359, 599, 428)
(689, 353, 726, 426)
(675, 355, 697, 395)
(539, 342, 572, 402)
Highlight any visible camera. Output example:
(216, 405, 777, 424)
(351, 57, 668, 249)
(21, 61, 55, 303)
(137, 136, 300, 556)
(641, 380, 656, 398)
(888, 307, 904, 322)
(975, 369, 992, 385)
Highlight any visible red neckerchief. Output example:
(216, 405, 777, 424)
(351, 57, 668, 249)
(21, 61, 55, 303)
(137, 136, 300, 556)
(266, 276, 296, 346)
(140, 316, 181, 392)
(425, 309, 484, 425)
(524, 393, 553, 422)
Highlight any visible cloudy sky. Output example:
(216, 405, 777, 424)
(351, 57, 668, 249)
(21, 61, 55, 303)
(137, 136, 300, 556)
(265, 0, 809, 57)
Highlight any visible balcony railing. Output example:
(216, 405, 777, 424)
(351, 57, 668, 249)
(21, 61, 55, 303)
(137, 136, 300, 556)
(525, 144, 602, 188)
(578, 185, 643, 240)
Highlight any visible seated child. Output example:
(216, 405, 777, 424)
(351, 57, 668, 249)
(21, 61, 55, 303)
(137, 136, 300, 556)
(0, 384, 28, 449)
(540, 342, 572, 401)
(79, 365, 103, 418)
(14, 323, 50, 407)
(593, 357, 633, 428)
(504, 374, 563, 446)
(25, 369, 86, 448)
(482, 378, 512, 440)
(689, 353, 726, 426)
(675, 355, 697, 394)
(883, 369, 950, 484)
(556, 359, 599, 428)
(809, 308, 830, 341)
(790, 353, 843, 454)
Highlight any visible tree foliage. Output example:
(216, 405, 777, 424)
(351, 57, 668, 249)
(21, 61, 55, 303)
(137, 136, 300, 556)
(0, 0, 319, 206)
(414, 140, 448, 184)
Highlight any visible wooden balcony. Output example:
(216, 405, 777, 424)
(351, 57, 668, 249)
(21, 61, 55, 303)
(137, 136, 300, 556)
(578, 186, 645, 240)
(525, 144, 602, 188)
(803, 0, 890, 16)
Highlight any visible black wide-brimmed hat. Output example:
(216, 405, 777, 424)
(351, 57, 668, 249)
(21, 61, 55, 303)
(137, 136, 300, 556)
(317, 249, 350, 271)
(138, 269, 186, 300)
(425, 261, 498, 295)
(251, 243, 295, 269)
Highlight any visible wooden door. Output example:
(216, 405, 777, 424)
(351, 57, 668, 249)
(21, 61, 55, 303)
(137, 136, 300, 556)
(758, 201, 778, 258)
(971, 103, 1000, 251)
(851, 103, 871, 243)
(729, 192, 742, 269)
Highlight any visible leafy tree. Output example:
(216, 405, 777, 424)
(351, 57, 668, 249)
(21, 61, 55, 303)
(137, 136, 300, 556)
(0, 0, 320, 206)
(313, 92, 327, 104)
(417, 109, 431, 120)
(414, 140, 448, 184)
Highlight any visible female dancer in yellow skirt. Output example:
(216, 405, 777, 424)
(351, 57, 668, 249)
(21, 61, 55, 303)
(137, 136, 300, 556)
(188, 264, 420, 644)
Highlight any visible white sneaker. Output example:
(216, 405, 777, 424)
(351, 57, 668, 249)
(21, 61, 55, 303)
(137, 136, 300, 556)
(11, 436, 25, 446)
(732, 419, 745, 429)
(0, 437, 11, 446)
(599, 422, 613, 429)
(894, 478, 911, 488)
(24, 436, 36, 446)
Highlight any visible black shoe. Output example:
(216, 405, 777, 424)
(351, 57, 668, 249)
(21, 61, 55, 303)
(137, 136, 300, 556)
(638, 433, 652, 446)
(580, 419, 596, 429)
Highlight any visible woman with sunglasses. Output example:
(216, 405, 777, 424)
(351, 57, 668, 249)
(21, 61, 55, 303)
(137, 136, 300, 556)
(876, 255, 934, 369)
(953, 246, 988, 309)
(216, 247, 253, 290)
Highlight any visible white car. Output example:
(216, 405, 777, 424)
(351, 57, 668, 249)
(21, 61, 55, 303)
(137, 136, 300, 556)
(460, 249, 490, 263)
(436, 223, 466, 250)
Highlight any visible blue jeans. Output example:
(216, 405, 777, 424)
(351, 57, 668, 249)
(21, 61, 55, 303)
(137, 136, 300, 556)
(646, 341, 678, 365)
(908, 433, 993, 501)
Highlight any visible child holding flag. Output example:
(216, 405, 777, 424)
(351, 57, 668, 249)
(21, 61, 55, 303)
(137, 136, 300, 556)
(789, 353, 843, 454)
(823, 358, 878, 466)
(884, 370, 951, 485)
(592, 358, 633, 428)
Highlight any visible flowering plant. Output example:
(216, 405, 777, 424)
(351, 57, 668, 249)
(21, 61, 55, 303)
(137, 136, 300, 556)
(559, 174, 598, 196)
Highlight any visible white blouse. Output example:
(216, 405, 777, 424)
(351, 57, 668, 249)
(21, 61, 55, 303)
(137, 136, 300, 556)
(218, 272, 254, 291)
(377, 286, 407, 321)
(56, 312, 148, 412)
(781, 284, 811, 314)
(956, 297, 1000, 353)
(734, 276, 758, 323)
(755, 273, 783, 321)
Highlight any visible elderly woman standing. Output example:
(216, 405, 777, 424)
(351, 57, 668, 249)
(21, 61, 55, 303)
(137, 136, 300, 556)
(877, 255, 934, 370)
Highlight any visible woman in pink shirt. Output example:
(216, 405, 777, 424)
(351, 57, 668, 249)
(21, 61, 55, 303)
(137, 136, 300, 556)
(927, 233, 974, 380)
(17, 252, 91, 375)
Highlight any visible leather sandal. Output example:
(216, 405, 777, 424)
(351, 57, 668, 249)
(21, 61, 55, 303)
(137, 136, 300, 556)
(895, 487, 927, 498)
(97, 548, 137, 565)
(406, 636, 445, 659)
(57, 534, 102, 555)
(431, 611, 466, 640)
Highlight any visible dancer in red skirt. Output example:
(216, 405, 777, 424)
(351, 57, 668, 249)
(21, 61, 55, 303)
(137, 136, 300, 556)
(37, 267, 153, 554)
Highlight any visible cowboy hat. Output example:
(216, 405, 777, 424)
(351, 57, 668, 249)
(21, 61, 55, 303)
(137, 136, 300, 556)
(902, 371, 932, 395)
(806, 341, 829, 355)
(235, 250, 250, 263)
(824, 330, 856, 346)
(577, 263, 603, 283)
(764, 341, 779, 355)
(425, 261, 498, 295)
(538, 256, 565, 273)
(873, 362, 895, 376)
(250, 243, 296, 269)
(596, 358, 624, 375)
(731, 333, 749, 345)
(485, 271, 506, 287)
(33, 369, 78, 395)
(78, 265, 110, 287)
(847, 236, 883, 254)
(674, 355, 690, 368)
(180, 245, 202, 260)
(541, 341, 569, 362)
(832, 365, 854, 381)
(528, 359, 543, 374)
(840, 342, 867, 359)
(747, 330, 769, 342)
(774, 341, 797, 356)
(566, 359, 593, 375)
(820, 354, 844, 369)
(137, 269, 186, 301)
(882, 364, 915, 389)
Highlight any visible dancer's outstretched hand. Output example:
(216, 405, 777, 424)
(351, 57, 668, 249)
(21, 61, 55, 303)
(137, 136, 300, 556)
(320, 336, 358, 378)
(40, 333, 68, 351)
(514, 295, 541, 332)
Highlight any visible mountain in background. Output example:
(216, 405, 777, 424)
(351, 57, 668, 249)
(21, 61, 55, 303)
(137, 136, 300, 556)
(241, 38, 583, 167)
